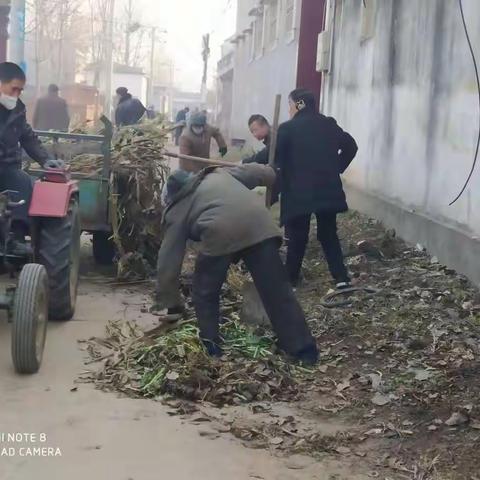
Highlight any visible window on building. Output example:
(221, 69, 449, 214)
(253, 13, 264, 57)
(285, 0, 295, 33)
(265, 1, 279, 48)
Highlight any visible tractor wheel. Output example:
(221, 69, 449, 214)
(11, 264, 48, 374)
(36, 198, 80, 321)
(92, 231, 115, 265)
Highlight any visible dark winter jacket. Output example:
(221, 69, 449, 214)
(275, 109, 358, 225)
(33, 94, 70, 131)
(115, 94, 146, 126)
(242, 135, 281, 204)
(242, 135, 270, 165)
(0, 100, 49, 168)
(175, 109, 187, 123)
(155, 164, 280, 309)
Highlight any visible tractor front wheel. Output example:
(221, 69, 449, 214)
(11, 264, 49, 374)
(36, 198, 81, 321)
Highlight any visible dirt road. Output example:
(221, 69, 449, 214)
(0, 252, 365, 480)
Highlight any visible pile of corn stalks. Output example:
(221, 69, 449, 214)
(69, 122, 172, 279)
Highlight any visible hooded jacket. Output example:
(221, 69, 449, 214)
(179, 124, 227, 171)
(155, 164, 279, 309)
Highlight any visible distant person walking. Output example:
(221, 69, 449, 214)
(174, 106, 189, 145)
(33, 84, 70, 132)
(114, 87, 146, 126)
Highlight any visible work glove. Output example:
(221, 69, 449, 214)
(219, 147, 228, 157)
(44, 159, 65, 170)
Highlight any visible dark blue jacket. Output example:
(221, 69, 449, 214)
(115, 94, 146, 126)
(275, 109, 357, 225)
(0, 100, 48, 168)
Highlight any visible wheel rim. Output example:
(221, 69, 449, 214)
(35, 286, 48, 364)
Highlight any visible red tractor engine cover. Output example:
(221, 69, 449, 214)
(29, 175, 78, 218)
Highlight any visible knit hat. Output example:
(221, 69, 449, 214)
(164, 169, 193, 204)
(190, 112, 207, 126)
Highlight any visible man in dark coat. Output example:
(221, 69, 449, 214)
(155, 163, 318, 365)
(33, 84, 70, 132)
(114, 87, 146, 126)
(174, 106, 189, 145)
(0, 63, 59, 252)
(242, 114, 270, 165)
(276, 88, 358, 288)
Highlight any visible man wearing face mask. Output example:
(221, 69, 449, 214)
(178, 112, 227, 172)
(0, 62, 59, 254)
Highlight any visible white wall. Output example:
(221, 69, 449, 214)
(84, 71, 148, 105)
(229, 0, 301, 143)
(113, 73, 148, 105)
(323, 0, 480, 238)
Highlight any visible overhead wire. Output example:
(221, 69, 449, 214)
(449, 0, 480, 205)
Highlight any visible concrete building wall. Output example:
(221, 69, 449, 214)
(230, 0, 302, 144)
(322, 0, 480, 284)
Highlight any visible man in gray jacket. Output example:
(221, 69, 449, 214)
(155, 163, 318, 365)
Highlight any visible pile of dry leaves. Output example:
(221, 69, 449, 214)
(81, 211, 480, 478)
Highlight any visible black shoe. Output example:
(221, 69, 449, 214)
(202, 339, 223, 358)
(295, 345, 319, 366)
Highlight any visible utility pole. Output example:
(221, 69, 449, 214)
(104, 0, 115, 119)
(8, 0, 25, 69)
(149, 26, 157, 106)
(201, 33, 210, 103)
(57, 0, 65, 82)
(124, 0, 132, 65)
(0, 0, 11, 62)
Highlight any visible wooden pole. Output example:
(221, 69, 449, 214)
(265, 94, 282, 208)
(163, 150, 236, 169)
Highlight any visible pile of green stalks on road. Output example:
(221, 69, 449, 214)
(82, 317, 306, 406)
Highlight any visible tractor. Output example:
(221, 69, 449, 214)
(0, 168, 80, 374)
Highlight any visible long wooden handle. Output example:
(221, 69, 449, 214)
(163, 151, 235, 168)
(265, 94, 282, 208)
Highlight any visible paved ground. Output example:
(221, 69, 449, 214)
(0, 248, 365, 480)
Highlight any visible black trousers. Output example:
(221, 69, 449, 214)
(285, 212, 349, 284)
(191, 238, 316, 356)
(0, 166, 34, 234)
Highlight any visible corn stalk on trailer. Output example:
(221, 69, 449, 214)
(30, 117, 116, 264)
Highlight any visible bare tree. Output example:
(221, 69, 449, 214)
(26, 0, 83, 95)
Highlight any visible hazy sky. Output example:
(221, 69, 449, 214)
(131, 0, 237, 92)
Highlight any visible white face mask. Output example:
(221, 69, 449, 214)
(0, 94, 18, 111)
(192, 126, 204, 136)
